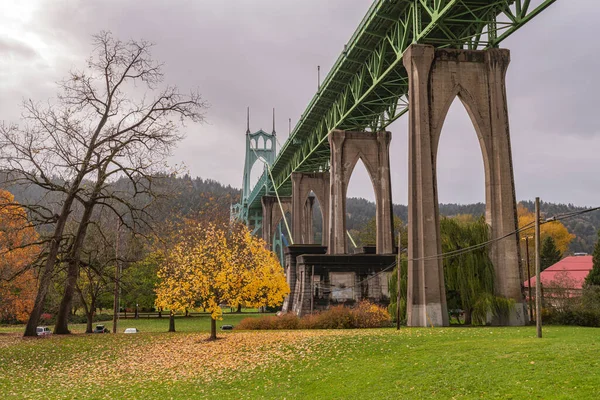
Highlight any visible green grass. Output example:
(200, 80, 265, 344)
(1, 326, 598, 399)
(0, 312, 266, 334)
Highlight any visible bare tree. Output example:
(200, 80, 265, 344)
(0, 31, 207, 336)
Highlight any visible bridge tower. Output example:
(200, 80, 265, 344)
(403, 44, 527, 327)
(236, 108, 280, 238)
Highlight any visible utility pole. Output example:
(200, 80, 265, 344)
(396, 229, 402, 330)
(535, 197, 542, 338)
(112, 221, 121, 334)
(525, 236, 533, 322)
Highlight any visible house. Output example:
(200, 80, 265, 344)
(523, 255, 593, 308)
(524, 255, 593, 290)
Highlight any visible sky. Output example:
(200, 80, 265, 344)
(1, 0, 598, 207)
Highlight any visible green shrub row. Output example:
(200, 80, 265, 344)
(542, 285, 600, 327)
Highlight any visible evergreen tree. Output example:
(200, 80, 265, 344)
(585, 231, 600, 286)
(540, 236, 562, 271)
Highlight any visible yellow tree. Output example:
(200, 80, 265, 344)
(155, 223, 288, 339)
(0, 190, 40, 323)
(518, 204, 575, 280)
(518, 204, 575, 253)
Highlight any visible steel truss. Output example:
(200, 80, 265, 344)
(246, 0, 557, 213)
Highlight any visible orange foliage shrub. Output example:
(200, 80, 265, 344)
(236, 301, 391, 330)
(236, 313, 300, 330)
(0, 190, 40, 323)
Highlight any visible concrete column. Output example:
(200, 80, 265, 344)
(291, 172, 330, 246)
(403, 44, 526, 327)
(303, 196, 315, 243)
(375, 131, 394, 254)
(403, 45, 449, 327)
(291, 173, 304, 244)
(261, 196, 275, 248)
(327, 130, 393, 255)
(328, 130, 347, 254)
(484, 49, 526, 325)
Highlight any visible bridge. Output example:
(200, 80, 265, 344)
(232, 0, 558, 326)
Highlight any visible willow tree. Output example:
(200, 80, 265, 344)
(441, 216, 513, 325)
(155, 223, 289, 340)
(391, 216, 513, 325)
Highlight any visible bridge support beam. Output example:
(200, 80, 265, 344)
(328, 130, 393, 255)
(292, 172, 330, 245)
(403, 44, 526, 327)
(261, 195, 292, 248)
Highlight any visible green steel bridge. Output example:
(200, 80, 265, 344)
(234, 0, 557, 233)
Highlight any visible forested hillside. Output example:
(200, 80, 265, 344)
(2, 174, 597, 254)
(346, 198, 598, 254)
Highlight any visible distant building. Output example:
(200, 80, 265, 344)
(523, 255, 593, 308)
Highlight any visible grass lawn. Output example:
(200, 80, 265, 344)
(0, 325, 598, 399)
(0, 312, 265, 334)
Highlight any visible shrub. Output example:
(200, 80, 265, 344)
(351, 301, 392, 328)
(236, 301, 391, 330)
(236, 313, 300, 330)
(542, 286, 600, 327)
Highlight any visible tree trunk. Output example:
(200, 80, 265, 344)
(210, 317, 217, 340)
(54, 203, 95, 334)
(464, 309, 472, 325)
(237, 304, 242, 313)
(158, 308, 162, 318)
(23, 196, 76, 337)
(168, 312, 175, 332)
(85, 312, 94, 333)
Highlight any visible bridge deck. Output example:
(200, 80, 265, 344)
(247, 0, 557, 212)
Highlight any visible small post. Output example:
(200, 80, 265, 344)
(311, 265, 315, 314)
(396, 229, 402, 330)
(525, 236, 533, 322)
(535, 197, 542, 338)
(317, 65, 321, 89)
(112, 222, 121, 334)
(289, 118, 291, 134)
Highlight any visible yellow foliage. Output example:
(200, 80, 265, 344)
(155, 223, 289, 320)
(0, 190, 40, 323)
(518, 204, 574, 254)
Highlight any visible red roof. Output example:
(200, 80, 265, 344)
(523, 256, 593, 290)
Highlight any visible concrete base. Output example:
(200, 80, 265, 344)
(286, 252, 396, 316)
(282, 245, 327, 313)
(491, 302, 528, 326)
(408, 303, 448, 327)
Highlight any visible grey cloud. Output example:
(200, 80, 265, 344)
(1, 0, 598, 207)
(0, 37, 38, 60)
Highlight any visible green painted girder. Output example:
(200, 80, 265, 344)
(248, 0, 558, 212)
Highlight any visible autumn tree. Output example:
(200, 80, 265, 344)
(585, 230, 600, 286)
(518, 204, 574, 253)
(0, 31, 207, 336)
(540, 236, 562, 271)
(155, 223, 289, 340)
(0, 190, 40, 323)
(518, 203, 574, 281)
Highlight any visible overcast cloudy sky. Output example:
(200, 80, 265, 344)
(1, 0, 598, 207)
